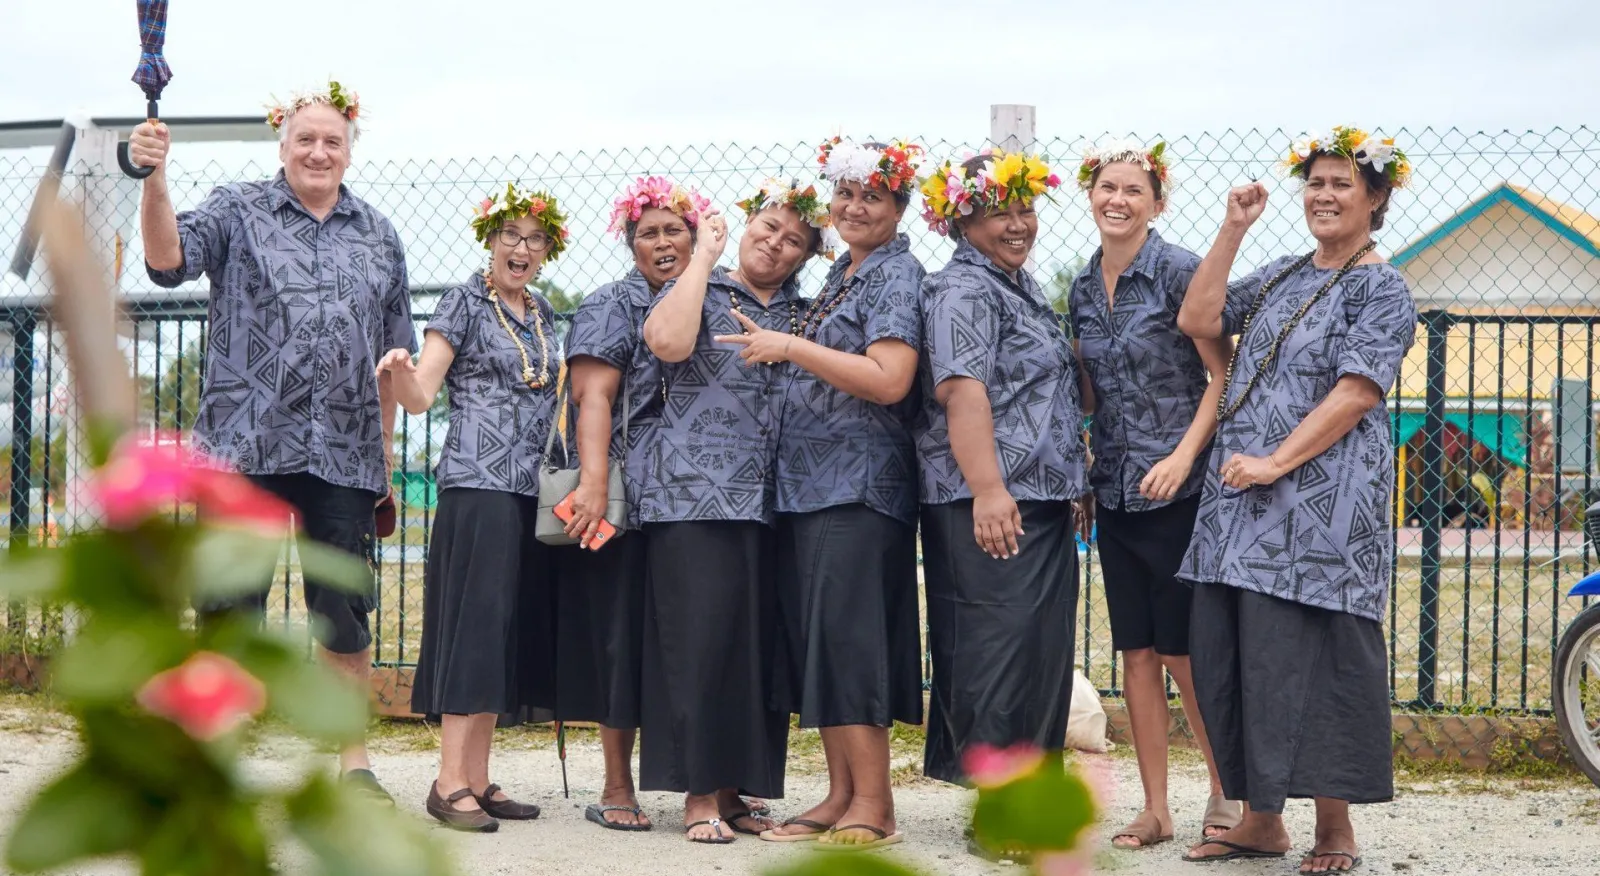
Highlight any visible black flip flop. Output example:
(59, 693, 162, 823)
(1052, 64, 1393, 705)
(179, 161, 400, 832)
(721, 809, 772, 836)
(685, 818, 734, 844)
(586, 803, 652, 832)
(1183, 838, 1288, 863)
(1300, 849, 1362, 872)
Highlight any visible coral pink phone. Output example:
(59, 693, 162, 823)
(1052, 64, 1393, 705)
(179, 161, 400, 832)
(553, 494, 616, 550)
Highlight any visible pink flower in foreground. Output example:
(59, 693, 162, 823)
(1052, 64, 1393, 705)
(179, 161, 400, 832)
(963, 742, 1047, 789)
(90, 433, 294, 532)
(137, 652, 267, 741)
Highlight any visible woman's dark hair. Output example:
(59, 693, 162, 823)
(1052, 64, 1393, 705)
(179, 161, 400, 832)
(1295, 152, 1395, 231)
(1088, 162, 1164, 202)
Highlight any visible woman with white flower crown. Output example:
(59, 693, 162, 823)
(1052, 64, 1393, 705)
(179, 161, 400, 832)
(638, 178, 831, 844)
(1176, 128, 1418, 873)
(742, 138, 926, 851)
(1068, 140, 1242, 849)
(376, 184, 568, 832)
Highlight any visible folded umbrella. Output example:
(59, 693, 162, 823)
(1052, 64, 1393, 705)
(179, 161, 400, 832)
(117, 0, 172, 180)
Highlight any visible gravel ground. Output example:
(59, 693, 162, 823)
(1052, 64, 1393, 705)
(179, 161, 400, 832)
(0, 717, 1596, 876)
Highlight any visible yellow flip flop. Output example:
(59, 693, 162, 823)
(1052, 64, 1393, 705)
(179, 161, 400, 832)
(816, 823, 905, 852)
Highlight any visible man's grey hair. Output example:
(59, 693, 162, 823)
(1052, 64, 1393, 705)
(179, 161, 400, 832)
(276, 104, 360, 146)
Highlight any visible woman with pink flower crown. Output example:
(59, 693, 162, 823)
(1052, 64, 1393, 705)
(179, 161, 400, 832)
(551, 176, 711, 833)
(912, 151, 1090, 860)
(740, 138, 927, 852)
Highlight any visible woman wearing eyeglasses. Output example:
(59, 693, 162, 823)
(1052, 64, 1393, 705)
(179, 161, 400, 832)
(377, 184, 569, 833)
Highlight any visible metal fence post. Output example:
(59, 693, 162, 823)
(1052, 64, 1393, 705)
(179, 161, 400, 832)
(1417, 309, 1451, 708)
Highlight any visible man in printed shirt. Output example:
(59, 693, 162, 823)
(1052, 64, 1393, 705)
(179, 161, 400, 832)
(128, 83, 414, 802)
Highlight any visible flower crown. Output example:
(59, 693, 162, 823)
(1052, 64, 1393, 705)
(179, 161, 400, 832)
(471, 183, 571, 261)
(817, 137, 925, 197)
(918, 150, 1062, 237)
(736, 178, 836, 257)
(265, 80, 361, 136)
(1284, 126, 1412, 189)
(1077, 138, 1170, 191)
(607, 176, 712, 239)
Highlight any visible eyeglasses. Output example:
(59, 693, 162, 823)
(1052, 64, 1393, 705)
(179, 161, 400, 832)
(497, 228, 552, 250)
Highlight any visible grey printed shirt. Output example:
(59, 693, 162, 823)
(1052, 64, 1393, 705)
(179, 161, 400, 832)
(1071, 230, 1210, 511)
(1178, 258, 1419, 621)
(563, 269, 664, 524)
(915, 240, 1088, 505)
(775, 234, 925, 525)
(637, 266, 808, 524)
(147, 170, 416, 496)
(426, 274, 561, 497)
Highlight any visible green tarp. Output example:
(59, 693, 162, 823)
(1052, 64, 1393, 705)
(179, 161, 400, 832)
(1392, 410, 1527, 468)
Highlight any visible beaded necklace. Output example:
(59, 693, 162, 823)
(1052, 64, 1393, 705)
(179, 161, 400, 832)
(726, 282, 801, 338)
(1216, 241, 1377, 423)
(482, 270, 551, 390)
(799, 273, 852, 341)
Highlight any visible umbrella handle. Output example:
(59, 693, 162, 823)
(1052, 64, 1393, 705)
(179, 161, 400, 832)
(117, 101, 159, 180)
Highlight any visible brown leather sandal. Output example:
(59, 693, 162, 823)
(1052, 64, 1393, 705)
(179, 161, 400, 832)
(474, 783, 539, 820)
(426, 783, 499, 833)
(1112, 811, 1174, 849)
(1201, 794, 1243, 838)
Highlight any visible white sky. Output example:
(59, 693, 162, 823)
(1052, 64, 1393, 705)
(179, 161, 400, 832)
(4, 0, 1598, 159)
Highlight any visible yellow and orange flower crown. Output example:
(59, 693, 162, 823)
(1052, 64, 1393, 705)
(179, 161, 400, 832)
(1077, 139, 1170, 191)
(470, 183, 571, 261)
(736, 178, 836, 258)
(1284, 126, 1412, 189)
(917, 150, 1062, 237)
(817, 136, 925, 197)
(265, 80, 361, 137)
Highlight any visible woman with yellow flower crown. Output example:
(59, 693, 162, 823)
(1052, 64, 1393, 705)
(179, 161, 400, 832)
(912, 151, 1090, 859)
(375, 184, 569, 833)
(638, 178, 831, 844)
(1068, 140, 1242, 849)
(1175, 128, 1418, 873)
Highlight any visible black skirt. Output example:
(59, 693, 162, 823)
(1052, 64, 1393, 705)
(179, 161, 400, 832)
(920, 499, 1079, 784)
(410, 488, 555, 721)
(638, 520, 790, 798)
(552, 529, 647, 728)
(772, 504, 924, 728)
(1190, 582, 1395, 813)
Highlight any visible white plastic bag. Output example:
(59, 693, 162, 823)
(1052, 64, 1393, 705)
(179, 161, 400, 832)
(1064, 669, 1110, 752)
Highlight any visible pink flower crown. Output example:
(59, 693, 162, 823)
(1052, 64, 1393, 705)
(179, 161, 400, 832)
(607, 176, 713, 239)
(265, 80, 360, 136)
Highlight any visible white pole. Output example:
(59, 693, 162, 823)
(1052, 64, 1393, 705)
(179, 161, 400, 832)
(990, 104, 1037, 152)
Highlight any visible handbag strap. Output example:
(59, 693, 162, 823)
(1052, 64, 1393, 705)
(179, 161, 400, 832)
(542, 362, 572, 468)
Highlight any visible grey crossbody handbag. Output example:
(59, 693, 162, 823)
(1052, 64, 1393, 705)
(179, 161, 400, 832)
(535, 366, 632, 545)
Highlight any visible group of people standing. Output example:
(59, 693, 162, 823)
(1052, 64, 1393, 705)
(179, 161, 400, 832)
(127, 78, 1418, 873)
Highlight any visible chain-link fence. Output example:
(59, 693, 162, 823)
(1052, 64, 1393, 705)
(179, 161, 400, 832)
(1, 127, 1597, 738)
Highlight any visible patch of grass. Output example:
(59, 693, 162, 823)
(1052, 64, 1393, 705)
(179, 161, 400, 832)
(0, 684, 73, 735)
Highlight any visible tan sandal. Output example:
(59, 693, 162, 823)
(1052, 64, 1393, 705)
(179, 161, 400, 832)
(1111, 811, 1173, 849)
(1201, 794, 1243, 838)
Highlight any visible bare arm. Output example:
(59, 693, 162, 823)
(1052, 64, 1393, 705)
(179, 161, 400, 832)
(376, 329, 455, 416)
(938, 378, 1005, 496)
(1268, 376, 1383, 473)
(782, 337, 918, 405)
(1174, 336, 1233, 458)
(571, 358, 622, 491)
(643, 212, 727, 363)
(1177, 182, 1268, 340)
(129, 123, 183, 271)
(378, 371, 397, 477)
